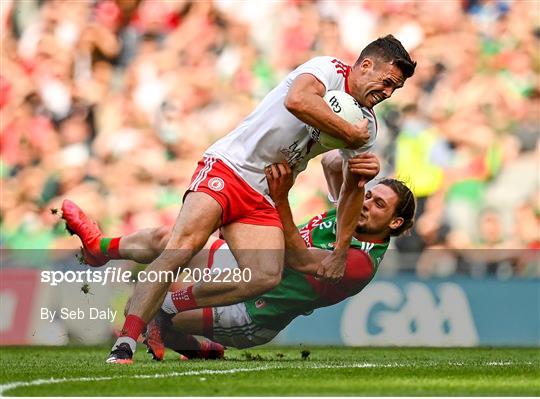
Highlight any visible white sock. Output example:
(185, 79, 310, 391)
(113, 336, 137, 353)
(161, 292, 179, 314)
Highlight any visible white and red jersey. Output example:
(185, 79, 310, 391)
(205, 56, 378, 203)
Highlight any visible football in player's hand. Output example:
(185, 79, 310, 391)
(306, 90, 364, 149)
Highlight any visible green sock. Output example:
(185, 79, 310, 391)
(99, 237, 121, 258)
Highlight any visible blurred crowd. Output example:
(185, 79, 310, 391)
(1, 0, 538, 278)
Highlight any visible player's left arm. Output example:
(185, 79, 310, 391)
(321, 150, 379, 204)
(317, 153, 380, 282)
(321, 150, 343, 203)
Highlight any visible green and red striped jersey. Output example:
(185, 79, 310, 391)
(244, 208, 389, 330)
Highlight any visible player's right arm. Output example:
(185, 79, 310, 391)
(284, 74, 369, 149)
(264, 163, 328, 275)
(266, 168, 370, 278)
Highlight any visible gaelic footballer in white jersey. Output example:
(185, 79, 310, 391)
(205, 56, 378, 203)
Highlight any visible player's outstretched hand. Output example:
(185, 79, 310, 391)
(265, 162, 293, 205)
(348, 152, 380, 187)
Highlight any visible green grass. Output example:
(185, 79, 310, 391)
(0, 346, 538, 396)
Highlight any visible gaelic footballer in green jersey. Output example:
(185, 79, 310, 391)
(197, 207, 390, 348)
(157, 156, 415, 352)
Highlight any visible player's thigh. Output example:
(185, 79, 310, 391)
(221, 223, 284, 285)
(167, 192, 222, 251)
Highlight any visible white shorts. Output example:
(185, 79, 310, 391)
(207, 239, 279, 349)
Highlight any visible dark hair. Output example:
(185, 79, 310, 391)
(355, 35, 417, 78)
(378, 178, 416, 236)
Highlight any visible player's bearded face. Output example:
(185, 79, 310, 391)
(353, 60, 405, 108)
(356, 185, 399, 235)
(356, 211, 394, 235)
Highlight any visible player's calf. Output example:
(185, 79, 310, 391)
(118, 227, 171, 263)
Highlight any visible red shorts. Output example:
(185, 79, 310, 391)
(185, 157, 282, 229)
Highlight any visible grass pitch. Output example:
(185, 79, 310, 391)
(0, 346, 538, 396)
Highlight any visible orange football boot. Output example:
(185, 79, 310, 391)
(61, 199, 109, 267)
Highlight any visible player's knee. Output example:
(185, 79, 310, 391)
(262, 273, 281, 291)
(244, 271, 281, 297)
(154, 227, 171, 250)
(165, 230, 209, 259)
(153, 232, 203, 271)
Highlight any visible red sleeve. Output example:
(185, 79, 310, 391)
(341, 248, 375, 283)
(305, 248, 375, 304)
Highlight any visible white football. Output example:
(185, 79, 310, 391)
(306, 90, 364, 149)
